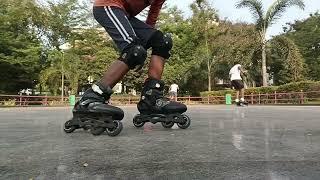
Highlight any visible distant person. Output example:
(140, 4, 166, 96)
(169, 83, 179, 101)
(229, 64, 248, 106)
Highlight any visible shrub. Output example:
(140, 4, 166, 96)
(200, 81, 320, 96)
(1, 99, 16, 106)
(48, 101, 67, 106)
(277, 81, 320, 92)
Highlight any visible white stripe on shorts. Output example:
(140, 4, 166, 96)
(104, 7, 131, 44)
(124, 15, 137, 37)
(106, 6, 134, 42)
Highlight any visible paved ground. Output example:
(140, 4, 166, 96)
(1, 105, 320, 180)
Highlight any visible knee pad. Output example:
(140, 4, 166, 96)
(120, 44, 147, 69)
(148, 30, 173, 59)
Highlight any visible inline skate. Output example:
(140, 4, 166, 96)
(133, 78, 191, 129)
(236, 100, 248, 107)
(63, 83, 124, 136)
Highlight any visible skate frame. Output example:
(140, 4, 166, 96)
(136, 113, 186, 124)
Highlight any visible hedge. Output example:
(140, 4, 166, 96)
(200, 81, 320, 97)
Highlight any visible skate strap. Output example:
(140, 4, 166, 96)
(92, 83, 113, 98)
(144, 78, 165, 91)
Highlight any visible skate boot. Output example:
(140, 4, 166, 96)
(133, 78, 191, 129)
(236, 99, 248, 107)
(63, 82, 124, 136)
(240, 100, 248, 106)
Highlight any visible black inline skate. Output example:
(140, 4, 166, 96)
(63, 83, 124, 136)
(236, 99, 248, 107)
(133, 78, 191, 129)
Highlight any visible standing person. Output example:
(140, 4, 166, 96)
(67, 0, 187, 133)
(229, 64, 248, 106)
(169, 83, 179, 101)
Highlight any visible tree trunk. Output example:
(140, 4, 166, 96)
(208, 67, 211, 91)
(261, 35, 268, 87)
(61, 72, 64, 102)
(61, 52, 65, 101)
(205, 23, 212, 91)
(252, 80, 256, 87)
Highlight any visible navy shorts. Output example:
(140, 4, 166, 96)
(231, 80, 244, 90)
(93, 6, 156, 53)
(169, 91, 177, 97)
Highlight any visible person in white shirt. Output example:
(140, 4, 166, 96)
(169, 83, 179, 101)
(229, 64, 247, 105)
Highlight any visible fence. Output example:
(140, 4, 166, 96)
(0, 91, 320, 107)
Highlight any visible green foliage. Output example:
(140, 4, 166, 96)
(265, 0, 305, 28)
(236, 0, 305, 86)
(277, 81, 320, 92)
(71, 29, 118, 89)
(210, 22, 260, 82)
(236, 0, 305, 30)
(200, 86, 278, 96)
(40, 49, 81, 95)
(200, 81, 320, 96)
(41, 0, 90, 49)
(0, 99, 16, 106)
(0, 0, 317, 95)
(0, 0, 42, 93)
(158, 5, 210, 93)
(235, 0, 264, 29)
(269, 36, 305, 85)
(285, 12, 320, 80)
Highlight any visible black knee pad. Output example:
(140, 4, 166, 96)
(148, 30, 173, 59)
(120, 44, 147, 69)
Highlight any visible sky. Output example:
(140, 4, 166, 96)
(167, 0, 320, 39)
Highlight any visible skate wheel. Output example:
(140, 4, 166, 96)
(63, 120, 77, 133)
(161, 121, 174, 128)
(177, 114, 191, 129)
(83, 125, 91, 131)
(106, 121, 123, 137)
(133, 114, 145, 128)
(91, 127, 105, 136)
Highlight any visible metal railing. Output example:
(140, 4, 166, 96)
(0, 91, 319, 107)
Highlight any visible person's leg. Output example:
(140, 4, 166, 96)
(147, 31, 172, 79)
(169, 91, 173, 100)
(127, 18, 170, 80)
(236, 90, 240, 103)
(66, 7, 145, 135)
(129, 17, 186, 114)
(148, 55, 165, 80)
(237, 80, 245, 103)
(232, 80, 240, 103)
(240, 88, 245, 102)
(79, 7, 147, 105)
(100, 61, 129, 88)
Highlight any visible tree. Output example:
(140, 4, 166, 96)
(158, 6, 208, 94)
(269, 36, 305, 85)
(41, 0, 90, 50)
(210, 22, 261, 87)
(0, 0, 43, 93)
(40, 49, 81, 96)
(236, 0, 305, 86)
(190, 0, 219, 91)
(284, 12, 320, 80)
(70, 28, 118, 90)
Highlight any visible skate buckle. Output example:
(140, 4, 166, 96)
(156, 99, 169, 107)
